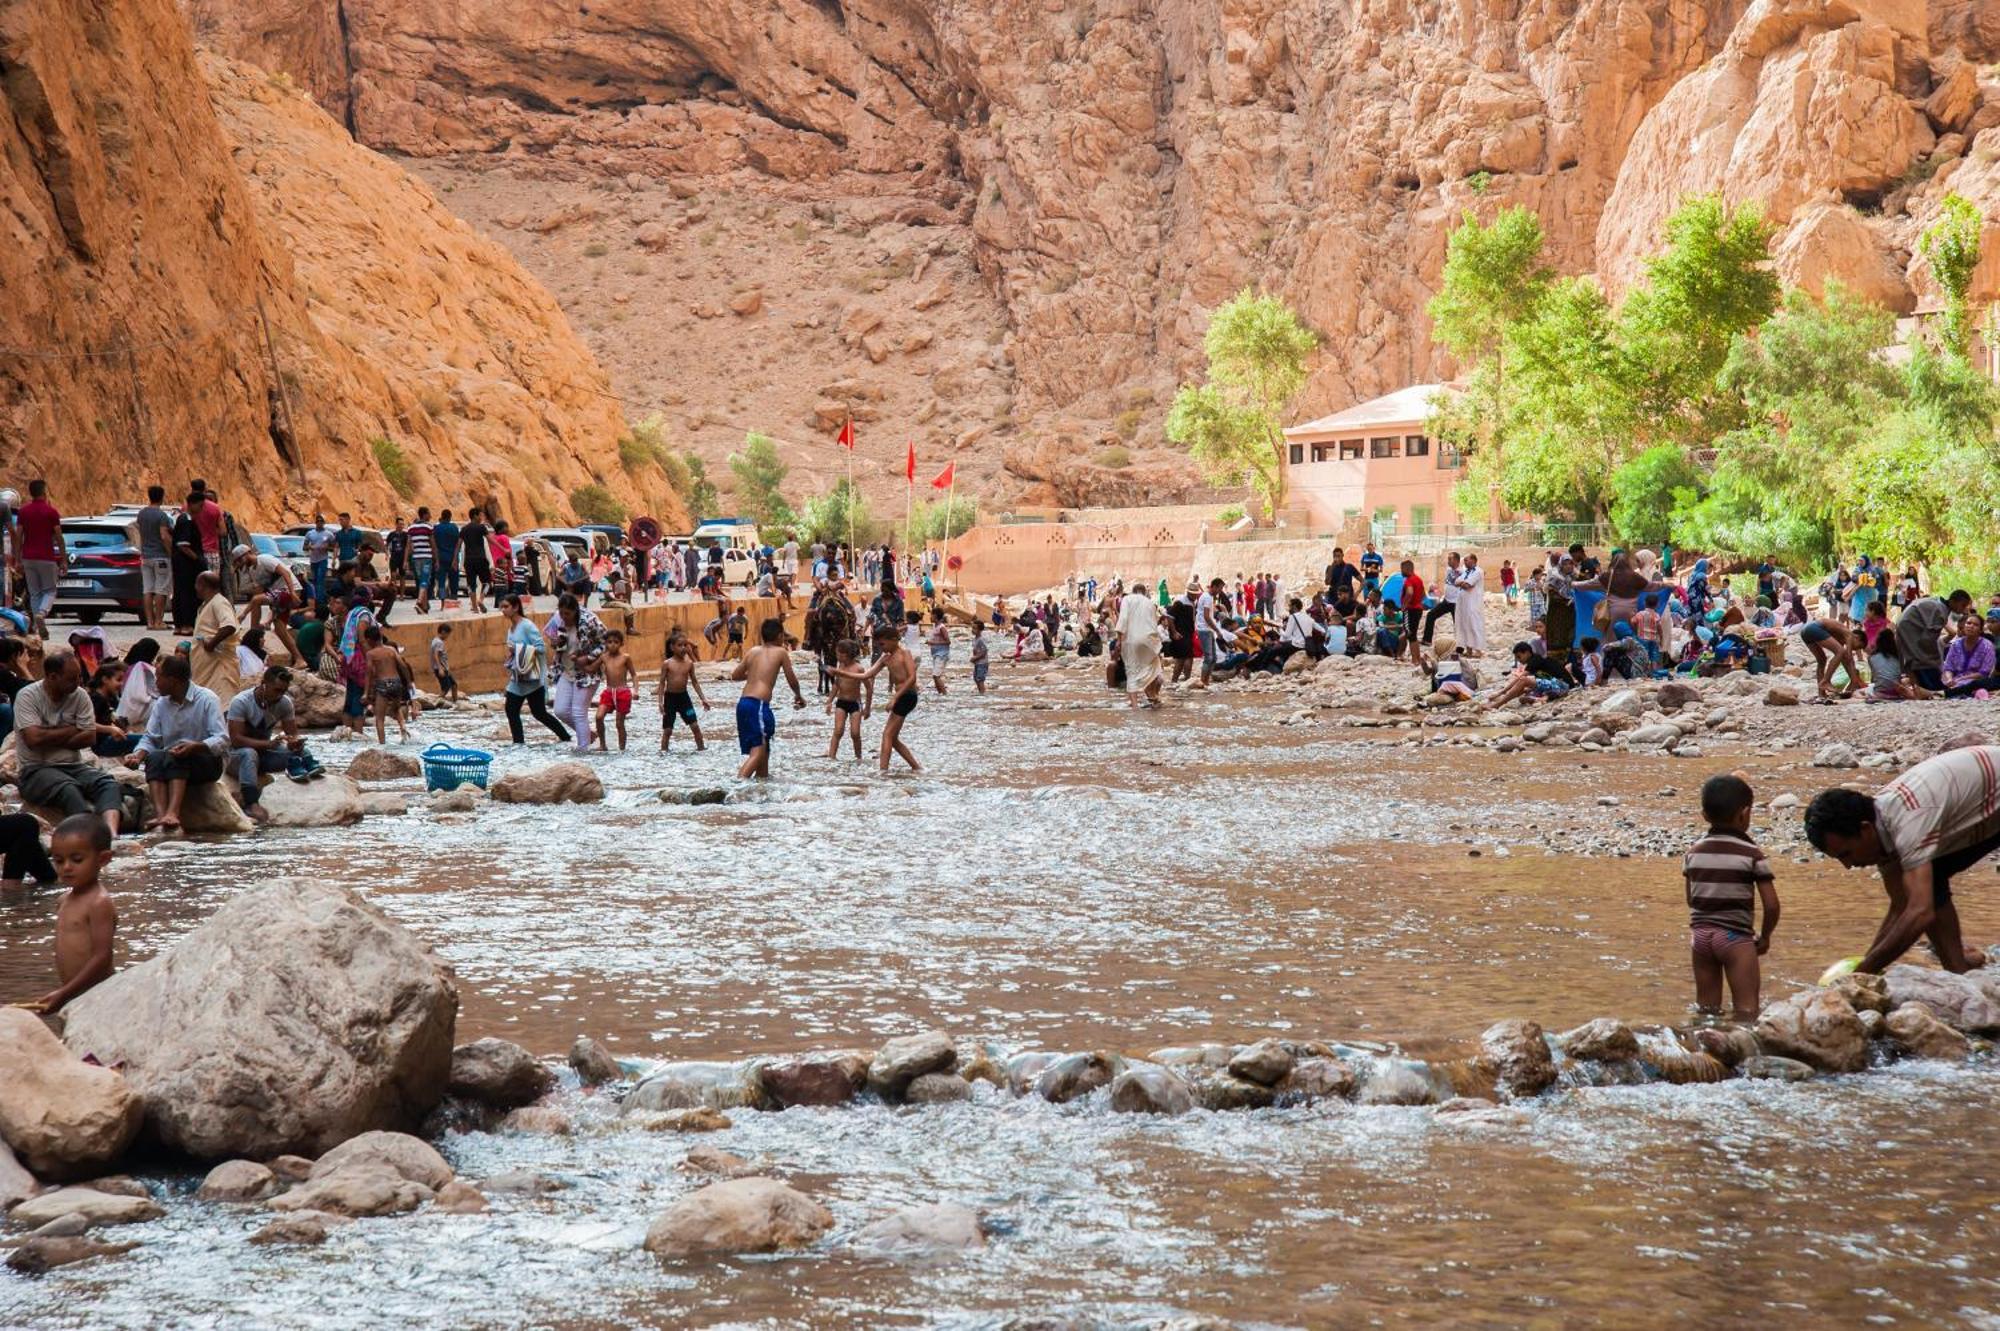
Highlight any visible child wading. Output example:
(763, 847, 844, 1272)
(656, 633, 709, 753)
(430, 624, 459, 702)
(926, 608, 951, 695)
(843, 622, 922, 773)
(1684, 774, 1781, 1022)
(15, 815, 117, 1014)
(731, 617, 805, 778)
(825, 638, 871, 760)
(594, 629, 636, 751)
(363, 625, 412, 744)
(970, 620, 991, 693)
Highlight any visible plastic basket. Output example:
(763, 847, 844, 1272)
(422, 742, 494, 792)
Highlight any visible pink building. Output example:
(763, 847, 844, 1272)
(1281, 384, 1468, 535)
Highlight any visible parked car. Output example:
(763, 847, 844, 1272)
(578, 522, 627, 548)
(258, 533, 314, 587)
(51, 516, 144, 625)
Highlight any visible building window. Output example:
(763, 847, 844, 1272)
(1371, 505, 1398, 533)
(1338, 439, 1363, 460)
(1411, 505, 1433, 534)
(1438, 441, 1464, 469)
(1312, 443, 1330, 462)
(1370, 436, 1400, 458)
(1288, 444, 1304, 465)
(1406, 434, 1430, 457)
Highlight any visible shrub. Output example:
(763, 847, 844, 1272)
(1095, 445, 1132, 469)
(617, 414, 670, 474)
(583, 242, 608, 258)
(1217, 504, 1246, 526)
(1113, 408, 1142, 440)
(570, 484, 627, 525)
(370, 436, 417, 499)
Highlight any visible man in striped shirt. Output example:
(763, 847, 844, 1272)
(406, 507, 436, 614)
(1806, 744, 2000, 974)
(1685, 774, 1780, 1021)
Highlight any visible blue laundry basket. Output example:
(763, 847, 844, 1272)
(421, 743, 493, 792)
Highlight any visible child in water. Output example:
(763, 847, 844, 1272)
(1684, 774, 1780, 1022)
(824, 638, 871, 760)
(17, 815, 117, 1014)
(593, 629, 635, 751)
(656, 633, 709, 753)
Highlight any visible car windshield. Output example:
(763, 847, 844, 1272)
(253, 534, 279, 556)
(62, 525, 132, 552)
(273, 536, 307, 556)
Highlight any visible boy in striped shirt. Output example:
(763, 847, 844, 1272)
(1685, 774, 1781, 1021)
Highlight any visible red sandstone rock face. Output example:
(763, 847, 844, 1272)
(2, 0, 682, 528)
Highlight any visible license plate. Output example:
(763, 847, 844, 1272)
(58, 580, 93, 591)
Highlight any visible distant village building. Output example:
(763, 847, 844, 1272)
(1280, 384, 1467, 535)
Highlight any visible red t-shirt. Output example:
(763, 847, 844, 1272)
(194, 502, 222, 556)
(1400, 574, 1426, 613)
(16, 499, 60, 561)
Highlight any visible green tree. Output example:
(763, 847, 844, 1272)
(796, 478, 878, 549)
(728, 431, 792, 528)
(1485, 276, 1636, 520)
(1920, 192, 1984, 358)
(679, 452, 719, 519)
(1608, 444, 1703, 548)
(570, 483, 627, 525)
(1427, 206, 1554, 491)
(1166, 289, 1317, 515)
(911, 495, 978, 543)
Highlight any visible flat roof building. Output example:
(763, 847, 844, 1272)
(1281, 384, 1467, 535)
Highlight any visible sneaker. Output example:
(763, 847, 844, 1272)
(1978, 689, 1991, 701)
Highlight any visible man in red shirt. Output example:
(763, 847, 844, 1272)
(1397, 558, 1427, 664)
(14, 478, 66, 638)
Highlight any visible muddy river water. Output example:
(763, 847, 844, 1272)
(2, 665, 1997, 1328)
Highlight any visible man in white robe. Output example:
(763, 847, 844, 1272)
(1116, 583, 1165, 707)
(1455, 555, 1488, 654)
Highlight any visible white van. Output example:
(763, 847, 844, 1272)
(689, 520, 762, 586)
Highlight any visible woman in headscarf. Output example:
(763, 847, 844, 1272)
(1683, 557, 1712, 620)
(1115, 576, 1166, 708)
(1543, 555, 1577, 659)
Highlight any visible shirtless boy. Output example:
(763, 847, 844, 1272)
(825, 638, 872, 760)
(656, 633, 709, 753)
(842, 622, 921, 773)
(731, 617, 806, 779)
(593, 629, 636, 751)
(17, 815, 116, 1014)
(363, 625, 412, 743)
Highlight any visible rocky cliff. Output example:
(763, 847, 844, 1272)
(182, 0, 2000, 507)
(2, 0, 683, 529)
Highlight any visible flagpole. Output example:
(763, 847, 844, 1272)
(904, 467, 914, 588)
(844, 412, 854, 579)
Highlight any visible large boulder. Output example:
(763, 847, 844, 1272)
(643, 1178, 833, 1259)
(176, 781, 256, 834)
(254, 774, 363, 827)
(490, 763, 603, 804)
(1755, 989, 1868, 1073)
(59, 882, 458, 1159)
(569, 1036, 625, 1086)
(0, 1138, 39, 1211)
(448, 1039, 555, 1109)
(866, 1031, 956, 1099)
(289, 673, 347, 728)
(1886, 964, 2000, 1032)
(347, 748, 422, 781)
(267, 1166, 433, 1217)
(310, 1130, 453, 1189)
(1557, 1018, 1640, 1062)
(1034, 1052, 1120, 1105)
(0, 1009, 143, 1180)
(1480, 1020, 1556, 1098)
(1227, 1039, 1295, 1087)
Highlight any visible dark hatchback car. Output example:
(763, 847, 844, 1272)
(51, 517, 145, 624)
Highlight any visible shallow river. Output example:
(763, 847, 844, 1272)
(2, 663, 1996, 1328)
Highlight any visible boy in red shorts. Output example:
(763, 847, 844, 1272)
(593, 629, 636, 751)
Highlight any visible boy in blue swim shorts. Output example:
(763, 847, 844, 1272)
(730, 616, 806, 779)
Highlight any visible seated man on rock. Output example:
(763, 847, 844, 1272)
(226, 666, 322, 824)
(126, 653, 228, 833)
(15, 649, 125, 838)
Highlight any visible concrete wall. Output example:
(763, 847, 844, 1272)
(380, 596, 807, 694)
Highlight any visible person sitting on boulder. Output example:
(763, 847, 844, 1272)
(126, 653, 229, 833)
(1804, 745, 2000, 975)
(16, 814, 116, 1014)
(227, 667, 318, 824)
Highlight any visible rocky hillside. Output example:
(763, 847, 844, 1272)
(1, 0, 682, 529)
(181, 1, 2000, 509)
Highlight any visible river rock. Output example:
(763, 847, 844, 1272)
(1108, 1067, 1194, 1115)
(850, 1202, 986, 1256)
(432, 1180, 490, 1214)
(635, 1107, 733, 1133)
(1557, 1018, 1640, 1062)
(1277, 1057, 1358, 1103)
(1769, 793, 1800, 810)
(1353, 1060, 1441, 1106)
(310, 1130, 453, 1190)
(1685, 1026, 1759, 1067)
(679, 1145, 755, 1178)
(490, 763, 604, 804)
(1754, 990, 1868, 1072)
(347, 748, 422, 781)
(758, 1052, 870, 1108)
(1885, 1004, 1972, 1060)
(1004, 1052, 1060, 1095)
(1885, 964, 2000, 1032)
(59, 882, 457, 1160)
(1625, 723, 1681, 748)
(625, 1062, 765, 1114)
(0, 1139, 39, 1211)
(356, 792, 411, 817)
(1592, 689, 1644, 722)
(175, 780, 256, 833)
(499, 1105, 573, 1134)
(569, 1036, 625, 1087)
(1655, 680, 1703, 711)
(1035, 1052, 1119, 1104)
(1740, 1054, 1816, 1081)
(1577, 726, 1612, 746)
(428, 789, 478, 813)
(1226, 1039, 1295, 1087)
(643, 1178, 833, 1259)
(195, 1160, 277, 1203)
(248, 1212, 350, 1245)
(9, 1186, 163, 1229)
(255, 774, 363, 827)
(1188, 1070, 1278, 1111)
(1480, 1020, 1556, 1098)
(1858, 1007, 1885, 1039)
(6, 1234, 140, 1274)
(449, 1039, 556, 1109)
(1765, 683, 1800, 706)
(269, 1155, 315, 1182)
(1812, 742, 1860, 769)
(482, 1168, 567, 1195)
(1145, 1044, 1236, 1069)
(0, 1009, 143, 1180)
(903, 1073, 973, 1104)
(867, 1031, 956, 1098)
(956, 1046, 1006, 1088)
(1829, 970, 1890, 1014)
(289, 673, 346, 728)
(269, 1167, 434, 1218)
(82, 1176, 148, 1198)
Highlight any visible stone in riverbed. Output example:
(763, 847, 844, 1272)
(1765, 684, 1800, 706)
(1739, 1055, 1816, 1081)
(347, 748, 422, 781)
(6, 1235, 140, 1274)
(1227, 1039, 1295, 1087)
(58, 882, 457, 1161)
(31, 1212, 92, 1237)
(0, 1139, 39, 1211)
(867, 1031, 956, 1099)
(9, 1186, 163, 1229)
(635, 1107, 733, 1133)
(1885, 1005, 1973, 1060)
(268, 1155, 315, 1182)
(310, 1130, 454, 1190)
(850, 1202, 986, 1256)
(1812, 742, 1860, 768)
(1655, 680, 1703, 712)
(1188, 1070, 1279, 1111)
(1277, 1057, 1358, 1103)
(569, 1036, 625, 1086)
(269, 1167, 433, 1218)
(0, 1009, 142, 1180)
(1480, 1020, 1556, 1098)
(1624, 723, 1681, 748)
(1754, 990, 1868, 1072)
(679, 1145, 755, 1178)
(758, 1052, 871, 1108)
(1858, 1008, 1886, 1039)
(1829, 970, 1889, 1014)
(903, 1073, 973, 1104)
(1885, 964, 2000, 1032)
(1685, 1026, 1759, 1067)
(498, 1105, 573, 1135)
(1144, 1044, 1236, 1069)
(176, 781, 256, 833)
(624, 1062, 766, 1114)
(490, 763, 603, 804)
(253, 774, 363, 827)
(1108, 1067, 1194, 1115)
(482, 1169, 566, 1195)
(1557, 1018, 1640, 1062)
(449, 1038, 556, 1109)
(1353, 1060, 1442, 1106)
(431, 1180, 489, 1214)
(196, 1160, 277, 1203)
(249, 1212, 352, 1245)
(644, 1178, 833, 1259)
(1035, 1052, 1120, 1104)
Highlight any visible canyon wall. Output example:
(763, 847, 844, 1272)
(1, 0, 683, 529)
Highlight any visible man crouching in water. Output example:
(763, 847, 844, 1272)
(731, 616, 805, 779)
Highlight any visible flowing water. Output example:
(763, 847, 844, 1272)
(2, 663, 1997, 1328)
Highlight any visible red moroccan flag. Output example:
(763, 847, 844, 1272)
(836, 419, 855, 449)
(905, 440, 917, 483)
(930, 461, 954, 490)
